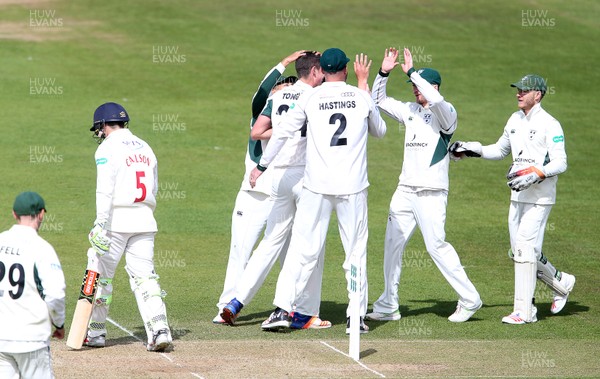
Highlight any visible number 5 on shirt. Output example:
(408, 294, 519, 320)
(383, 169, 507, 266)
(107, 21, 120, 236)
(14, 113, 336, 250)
(135, 171, 147, 202)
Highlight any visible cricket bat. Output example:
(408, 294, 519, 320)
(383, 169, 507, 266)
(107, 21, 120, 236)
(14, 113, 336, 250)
(348, 251, 361, 361)
(66, 248, 100, 349)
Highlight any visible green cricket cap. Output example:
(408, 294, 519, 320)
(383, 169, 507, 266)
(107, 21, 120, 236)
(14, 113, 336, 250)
(510, 74, 547, 93)
(407, 68, 442, 86)
(320, 48, 350, 73)
(13, 191, 46, 216)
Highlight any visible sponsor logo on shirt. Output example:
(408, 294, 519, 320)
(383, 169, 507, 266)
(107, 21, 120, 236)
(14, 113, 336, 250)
(423, 113, 432, 124)
(96, 157, 108, 165)
(514, 157, 536, 164)
(553, 135, 564, 143)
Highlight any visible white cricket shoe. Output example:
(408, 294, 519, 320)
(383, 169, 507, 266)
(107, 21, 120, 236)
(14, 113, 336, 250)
(448, 302, 482, 323)
(365, 310, 401, 321)
(502, 307, 538, 325)
(84, 334, 106, 348)
(551, 273, 575, 314)
(147, 329, 171, 352)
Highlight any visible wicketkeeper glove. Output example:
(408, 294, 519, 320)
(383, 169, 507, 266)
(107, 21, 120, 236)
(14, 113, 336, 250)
(506, 166, 545, 192)
(448, 141, 482, 161)
(89, 220, 110, 256)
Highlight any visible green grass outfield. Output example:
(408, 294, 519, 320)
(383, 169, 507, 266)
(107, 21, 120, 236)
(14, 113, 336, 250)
(1, 0, 599, 378)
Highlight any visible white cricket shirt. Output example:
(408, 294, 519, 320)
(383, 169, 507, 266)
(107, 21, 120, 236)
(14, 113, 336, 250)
(481, 103, 567, 205)
(0, 225, 65, 353)
(262, 80, 314, 168)
(94, 128, 158, 232)
(260, 81, 387, 195)
(372, 72, 457, 191)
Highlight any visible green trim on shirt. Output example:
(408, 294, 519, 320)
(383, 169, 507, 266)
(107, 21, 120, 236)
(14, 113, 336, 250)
(430, 132, 453, 167)
(34, 264, 45, 299)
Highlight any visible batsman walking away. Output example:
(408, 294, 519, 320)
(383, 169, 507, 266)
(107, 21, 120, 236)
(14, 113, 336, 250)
(449, 73, 575, 324)
(82, 102, 172, 351)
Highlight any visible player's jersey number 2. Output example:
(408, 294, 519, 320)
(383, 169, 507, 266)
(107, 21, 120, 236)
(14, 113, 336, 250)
(329, 113, 347, 146)
(0, 261, 25, 299)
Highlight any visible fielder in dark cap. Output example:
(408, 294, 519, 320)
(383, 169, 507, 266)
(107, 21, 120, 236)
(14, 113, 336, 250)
(13, 191, 46, 216)
(0, 191, 65, 378)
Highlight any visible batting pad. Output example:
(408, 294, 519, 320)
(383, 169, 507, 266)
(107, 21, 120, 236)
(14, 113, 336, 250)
(537, 253, 569, 297)
(129, 274, 169, 343)
(513, 245, 536, 322)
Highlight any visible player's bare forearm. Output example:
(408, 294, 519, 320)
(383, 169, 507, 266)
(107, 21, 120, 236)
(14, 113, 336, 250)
(354, 53, 372, 92)
(282, 50, 309, 67)
(251, 115, 273, 140)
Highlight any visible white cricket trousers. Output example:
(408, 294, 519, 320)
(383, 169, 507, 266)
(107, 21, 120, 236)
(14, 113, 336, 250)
(0, 348, 54, 379)
(216, 190, 273, 310)
(373, 188, 481, 313)
(508, 201, 552, 257)
(234, 166, 323, 315)
(508, 201, 561, 314)
(89, 232, 169, 341)
(273, 188, 369, 318)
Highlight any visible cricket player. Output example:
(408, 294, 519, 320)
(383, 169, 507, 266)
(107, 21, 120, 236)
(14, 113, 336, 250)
(221, 52, 332, 329)
(213, 50, 307, 324)
(366, 47, 482, 323)
(250, 48, 387, 333)
(0, 192, 65, 379)
(86, 102, 172, 351)
(449, 74, 575, 324)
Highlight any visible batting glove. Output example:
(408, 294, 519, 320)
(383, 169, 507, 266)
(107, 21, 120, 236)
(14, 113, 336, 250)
(89, 220, 110, 256)
(507, 166, 545, 192)
(448, 141, 482, 161)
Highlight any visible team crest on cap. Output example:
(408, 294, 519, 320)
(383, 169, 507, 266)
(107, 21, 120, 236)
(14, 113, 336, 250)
(119, 111, 126, 117)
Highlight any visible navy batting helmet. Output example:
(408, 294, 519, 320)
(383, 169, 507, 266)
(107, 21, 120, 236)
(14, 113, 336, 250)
(91, 102, 130, 131)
